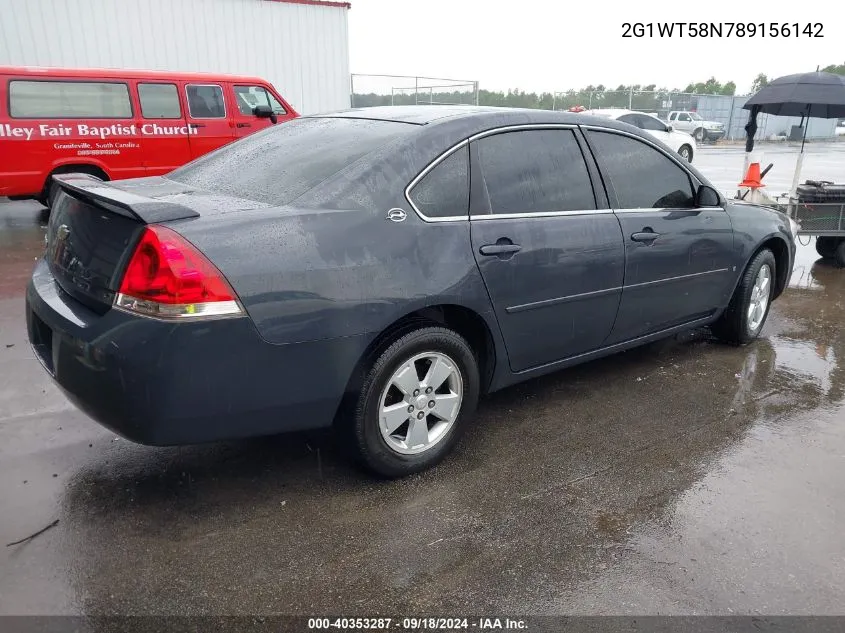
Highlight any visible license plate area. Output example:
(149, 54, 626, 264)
(28, 310, 55, 376)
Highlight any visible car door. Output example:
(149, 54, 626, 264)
(230, 84, 292, 138)
(184, 82, 236, 159)
(136, 81, 193, 175)
(467, 127, 625, 372)
(675, 112, 692, 132)
(584, 128, 734, 344)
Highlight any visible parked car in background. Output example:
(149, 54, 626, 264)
(26, 106, 797, 478)
(0, 66, 298, 206)
(583, 108, 697, 162)
(835, 118, 845, 136)
(666, 110, 725, 142)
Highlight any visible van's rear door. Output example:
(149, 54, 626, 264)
(135, 80, 193, 175)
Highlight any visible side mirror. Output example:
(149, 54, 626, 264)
(253, 105, 278, 124)
(696, 184, 722, 207)
(666, 125, 673, 132)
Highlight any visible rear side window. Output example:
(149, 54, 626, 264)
(475, 129, 596, 214)
(587, 131, 695, 209)
(138, 83, 181, 119)
(408, 146, 469, 218)
(9, 80, 131, 118)
(186, 84, 225, 118)
(168, 117, 414, 206)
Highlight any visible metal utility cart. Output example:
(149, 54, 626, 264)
(778, 196, 845, 264)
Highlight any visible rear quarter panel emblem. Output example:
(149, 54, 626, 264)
(386, 208, 407, 222)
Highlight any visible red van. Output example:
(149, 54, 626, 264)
(0, 66, 298, 205)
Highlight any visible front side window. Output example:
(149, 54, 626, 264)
(138, 83, 181, 119)
(588, 131, 695, 209)
(234, 85, 287, 116)
(678, 113, 691, 121)
(638, 115, 667, 132)
(408, 145, 468, 218)
(186, 84, 226, 119)
(9, 80, 131, 118)
(689, 112, 703, 121)
(475, 129, 596, 215)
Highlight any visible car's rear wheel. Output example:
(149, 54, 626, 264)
(678, 144, 693, 162)
(693, 128, 706, 142)
(349, 326, 479, 478)
(816, 236, 841, 259)
(712, 249, 776, 345)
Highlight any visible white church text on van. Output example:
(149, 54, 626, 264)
(0, 123, 199, 140)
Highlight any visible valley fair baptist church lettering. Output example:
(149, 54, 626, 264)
(0, 122, 200, 141)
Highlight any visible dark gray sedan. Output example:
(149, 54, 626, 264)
(26, 106, 797, 477)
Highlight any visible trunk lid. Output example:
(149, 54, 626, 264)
(45, 174, 266, 313)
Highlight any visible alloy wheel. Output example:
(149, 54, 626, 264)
(378, 352, 463, 455)
(747, 264, 771, 332)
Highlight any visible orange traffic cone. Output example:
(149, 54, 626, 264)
(739, 162, 765, 188)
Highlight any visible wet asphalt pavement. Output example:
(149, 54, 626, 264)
(1, 144, 844, 616)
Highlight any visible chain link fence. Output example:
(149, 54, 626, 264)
(350, 74, 479, 108)
(552, 90, 838, 141)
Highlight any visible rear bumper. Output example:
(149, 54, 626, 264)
(26, 258, 367, 445)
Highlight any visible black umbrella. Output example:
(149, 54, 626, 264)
(741, 71, 845, 198)
(744, 71, 845, 119)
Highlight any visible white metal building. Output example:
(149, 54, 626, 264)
(0, 0, 351, 115)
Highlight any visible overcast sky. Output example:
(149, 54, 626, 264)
(348, 0, 842, 95)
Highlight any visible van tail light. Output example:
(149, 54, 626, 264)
(115, 225, 244, 320)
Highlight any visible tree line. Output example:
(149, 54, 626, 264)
(353, 62, 845, 111)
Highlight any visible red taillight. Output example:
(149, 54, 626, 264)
(116, 225, 242, 319)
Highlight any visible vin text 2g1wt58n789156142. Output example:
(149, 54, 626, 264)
(622, 22, 824, 38)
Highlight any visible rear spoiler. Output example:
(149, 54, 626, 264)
(52, 173, 200, 223)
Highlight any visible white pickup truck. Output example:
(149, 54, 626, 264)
(666, 111, 725, 142)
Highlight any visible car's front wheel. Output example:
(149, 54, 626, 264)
(712, 249, 776, 345)
(350, 326, 480, 477)
(693, 128, 706, 142)
(678, 144, 693, 162)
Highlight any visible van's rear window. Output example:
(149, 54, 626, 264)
(9, 81, 132, 118)
(167, 117, 415, 206)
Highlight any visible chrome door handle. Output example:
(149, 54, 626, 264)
(631, 230, 661, 244)
(479, 244, 522, 256)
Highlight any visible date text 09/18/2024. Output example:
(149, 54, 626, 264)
(307, 618, 528, 630)
(622, 22, 823, 38)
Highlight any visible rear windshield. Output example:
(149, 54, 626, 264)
(167, 117, 415, 206)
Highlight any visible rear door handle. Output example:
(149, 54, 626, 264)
(479, 242, 522, 257)
(189, 123, 206, 129)
(631, 231, 661, 244)
(236, 122, 252, 128)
